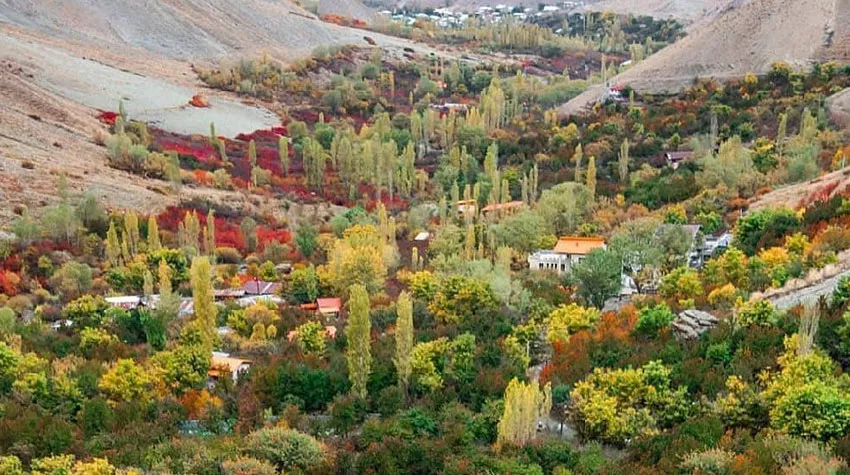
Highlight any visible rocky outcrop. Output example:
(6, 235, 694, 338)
(672, 309, 719, 340)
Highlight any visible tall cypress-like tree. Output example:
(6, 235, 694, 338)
(346, 284, 372, 399)
(618, 139, 630, 184)
(205, 209, 216, 259)
(190, 256, 216, 348)
(124, 211, 140, 255)
(147, 215, 161, 251)
(496, 378, 551, 451)
(248, 140, 257, 169)
(105, 221, 121, 267)
(394, 291, 414, 396)
(586, 156, 597, 197)
(573, 144, 584, 183)
(279, 137, 290, 176)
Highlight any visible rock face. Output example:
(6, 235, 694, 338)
(672, 309, 719, 340)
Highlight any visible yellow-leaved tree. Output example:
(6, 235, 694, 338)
(324, 224, 389, 294)
(496, 378, 551, 451)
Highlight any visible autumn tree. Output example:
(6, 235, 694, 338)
(279, 136, 290, 176)
(534, 182, 592, 236)
(394, 291, 414, 396)
(618, 139, 630, 183)
(325, 225, 389, 293)
(146, 215, 161, 251)
(345, 284, 372, 399)
(586, 157, 597, 197)
(190, 256, 216, 347)
(240, 217, 258, 253)
(496, 378, 551, 451)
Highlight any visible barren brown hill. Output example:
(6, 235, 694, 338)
(0, 0, 429, 62)
(582, 0, 737, 26)
(561, 0, 848, 116)
(0, 0, 443, 224)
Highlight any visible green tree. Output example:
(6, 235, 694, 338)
(98, 358, 153, 404)
(660, 266, 703, 305)
(287, 265, 320, 304)
(147, 215, 161, 251)
(570, 361, 689, 445)
(634, 303, 675, 337)
(346, 284, 372, 399)
(190, 256, 216, 347)
(244, 427, 325, 472)
(294, 321, 327, 355)
(279, 136, 290, 176)
(240, 217, 258, 253)
(618, 138, 630, 183)
(570, 249, 622, 309)
(586, 156, 597, 197)
(295, 224, 319, 259)
(394, 291, 414, 396)
(534, 182, 592, 235)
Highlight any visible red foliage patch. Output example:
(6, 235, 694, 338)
(96, 110, 118, 125)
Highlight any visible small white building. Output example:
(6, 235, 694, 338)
(528, 236, 607, 274)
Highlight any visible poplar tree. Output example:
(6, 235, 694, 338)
(146, 215, 161, 251)
(105, 222, 121, 267)
(143, 270, 154, 298)
(157, 259, 179, 322)
(496, 378, 552, 451)
(240, 217, 258, 253)
(776, 113, 788, 156)
(586, 157, 597, 197)
(205, 209, 216, 259)
(346, 284, 372, 399)
(279, 137, 290, 176)
(190, 256, 216, 348)
(209, 122, 218, 148)
(464, 224, 475, 261)
(124, 211, 140, 255)
(248, 140, 257, 169)
(573, 144, 584, 182)
(618, 138, 630, 183)
(394, 291, 414, 396)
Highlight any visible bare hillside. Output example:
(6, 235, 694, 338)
(561, 0, 845, 115)
(0, 0, 422, 62)
(318, 0, 376, 21)
(582, 0, 737, 26)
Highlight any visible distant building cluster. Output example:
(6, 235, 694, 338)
(377, 2, 587, 29)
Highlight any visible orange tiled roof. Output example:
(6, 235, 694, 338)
(481, 201, 525, 213)
(209, 355, 251, 375)
(552, 236, 606, 255)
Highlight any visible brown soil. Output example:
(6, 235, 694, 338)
(561, 0, 848, 115)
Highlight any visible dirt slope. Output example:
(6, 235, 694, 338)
(318, 0, 376, 22)
(561, 0, 845, 115)
(0, 0, 422, 62)
(582, 0, 736, 26)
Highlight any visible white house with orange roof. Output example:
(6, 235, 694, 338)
(528, 236, 607, 275)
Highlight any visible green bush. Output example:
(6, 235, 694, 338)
(244, 426, 325, 471)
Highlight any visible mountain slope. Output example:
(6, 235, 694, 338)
(0, 0, 416, 62)
(561, 0, 846, 115)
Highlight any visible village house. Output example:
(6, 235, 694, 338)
(208, 352, 251, 386)
(656, 223, 733, 268)
(317, 298, 342, 318)
(481, 200, 525, 217)
(241, 279, 282, 296)
(528, 236, 607, 274)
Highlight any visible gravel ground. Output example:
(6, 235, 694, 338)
(1, 33, 279, 137)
